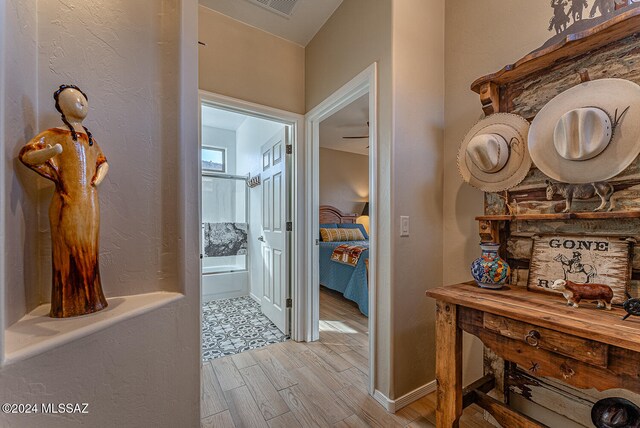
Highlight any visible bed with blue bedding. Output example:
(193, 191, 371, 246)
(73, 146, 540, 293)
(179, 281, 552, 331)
(319, 240, 369, 316)
(318, 205, 369, 317)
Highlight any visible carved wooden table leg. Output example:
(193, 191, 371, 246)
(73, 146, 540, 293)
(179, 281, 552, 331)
(436, 301, 462, 427)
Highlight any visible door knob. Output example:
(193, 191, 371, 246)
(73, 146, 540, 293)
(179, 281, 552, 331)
(258, 236, 265, 242)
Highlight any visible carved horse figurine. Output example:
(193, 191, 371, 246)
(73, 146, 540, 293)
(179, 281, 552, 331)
(569, 0, 589, 21)
(545, 180, 614, 212)
(549, 0, 570, 33)
(553, 253, 598, 283)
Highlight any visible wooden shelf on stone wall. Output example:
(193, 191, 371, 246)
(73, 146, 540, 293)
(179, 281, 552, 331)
(470, 7, 640, 114)
(477, 211, 640, 221)
(476, 211, 640, 243)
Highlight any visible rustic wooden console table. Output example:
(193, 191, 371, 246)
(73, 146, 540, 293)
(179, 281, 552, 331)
(426, 282, 640, 427)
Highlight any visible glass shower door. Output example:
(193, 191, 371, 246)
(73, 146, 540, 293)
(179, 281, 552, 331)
(201, 174, 248, 274)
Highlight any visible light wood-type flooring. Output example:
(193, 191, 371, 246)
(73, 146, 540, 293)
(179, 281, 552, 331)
(201, 287, 492, 427)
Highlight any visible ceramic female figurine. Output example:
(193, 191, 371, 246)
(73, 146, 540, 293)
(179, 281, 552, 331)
(19, 85, 109, 318)
(471, 243, 511, 289)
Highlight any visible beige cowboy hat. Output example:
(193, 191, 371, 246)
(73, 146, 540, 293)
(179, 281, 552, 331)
(458, 113, 532, 192)
(528, 78, 640, 184)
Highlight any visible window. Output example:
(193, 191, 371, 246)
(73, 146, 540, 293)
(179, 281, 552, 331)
(202, 147, 226, 173)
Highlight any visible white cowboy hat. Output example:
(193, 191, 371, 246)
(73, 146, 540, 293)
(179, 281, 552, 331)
(458, 113, 532, 192)
(528, 78, 640, 184)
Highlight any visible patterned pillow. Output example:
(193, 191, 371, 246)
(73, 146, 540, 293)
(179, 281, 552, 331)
(319, 224, 338, 241)
(320, 228, 365, 242)
(338, 223, 369, 240)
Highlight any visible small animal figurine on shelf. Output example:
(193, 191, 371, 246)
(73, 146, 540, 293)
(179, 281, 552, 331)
(545, 180, 614, 212)
(622, 291, 640, 320)
(552, 279, 613, 309)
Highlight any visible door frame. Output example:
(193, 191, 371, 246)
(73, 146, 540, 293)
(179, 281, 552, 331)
(304, 63, 378, 394)
(198, 90, 305, 340)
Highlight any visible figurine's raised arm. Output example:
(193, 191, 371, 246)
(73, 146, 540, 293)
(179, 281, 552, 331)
(21, 142, 63, 166)
(19, 136, 63, 182)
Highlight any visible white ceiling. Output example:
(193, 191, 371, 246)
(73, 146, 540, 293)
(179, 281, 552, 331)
(203, 96, 369, 156)
(199, 0, 343, 46)
(320, 94, 369, 156)
(201, 105, 247, 130)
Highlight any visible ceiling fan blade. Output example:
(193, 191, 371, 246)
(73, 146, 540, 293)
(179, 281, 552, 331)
(341, 121, 369, 139)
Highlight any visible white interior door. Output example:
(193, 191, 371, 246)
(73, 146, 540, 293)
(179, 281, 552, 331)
(259, 128, 290, 334)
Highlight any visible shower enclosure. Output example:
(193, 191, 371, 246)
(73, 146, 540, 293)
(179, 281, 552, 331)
(201, 173, 249, 301)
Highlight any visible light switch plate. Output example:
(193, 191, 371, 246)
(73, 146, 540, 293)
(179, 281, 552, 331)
(400, 216, 409, 237)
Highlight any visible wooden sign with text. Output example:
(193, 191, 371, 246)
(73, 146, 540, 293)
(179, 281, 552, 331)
(527, 235, 633, 304)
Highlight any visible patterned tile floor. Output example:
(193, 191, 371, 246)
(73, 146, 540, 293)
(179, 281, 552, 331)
(201, 296, 288, 361)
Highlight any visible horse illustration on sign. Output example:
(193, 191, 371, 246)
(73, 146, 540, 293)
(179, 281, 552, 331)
(553, 251, 597, 283)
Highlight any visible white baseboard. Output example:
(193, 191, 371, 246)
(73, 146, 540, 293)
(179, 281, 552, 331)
(249, 292, 261, 303)
(373, 380, 437, 413)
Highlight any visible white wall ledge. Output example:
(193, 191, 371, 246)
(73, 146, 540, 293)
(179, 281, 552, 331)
(3, 292, 184, 366)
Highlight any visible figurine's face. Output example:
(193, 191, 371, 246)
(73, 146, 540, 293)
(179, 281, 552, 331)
(58, 88, 88, 121)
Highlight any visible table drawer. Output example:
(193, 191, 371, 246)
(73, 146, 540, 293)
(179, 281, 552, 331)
(483, 313, 608, 367)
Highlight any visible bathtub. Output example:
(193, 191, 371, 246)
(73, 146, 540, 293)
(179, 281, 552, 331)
(202, 269, 249, 302)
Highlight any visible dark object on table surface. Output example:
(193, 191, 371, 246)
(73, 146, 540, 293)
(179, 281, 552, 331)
(591, 397, 640, 427)
(622, 291, 640, 321)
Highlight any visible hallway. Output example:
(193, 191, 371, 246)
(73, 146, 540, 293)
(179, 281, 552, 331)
(201, 288, 491, 427)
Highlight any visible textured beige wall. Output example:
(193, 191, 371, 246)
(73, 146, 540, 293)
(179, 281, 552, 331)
(444, 1, 551, 285)
(0, 1, 200, 425)
(198, 5, 305, 114)
(391, 0, 445, 397)
(306, 0, 394, 396)
(3, 0, 41, 328)
(305, 1, 392, 113)
(307, 0, 446, 399)
(36, 0, 183, 301)
(443, 0, 575, 420)
(319, 148, 369, 215)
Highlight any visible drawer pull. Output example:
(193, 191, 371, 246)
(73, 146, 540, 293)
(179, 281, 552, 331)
(524, 330, 541, 347)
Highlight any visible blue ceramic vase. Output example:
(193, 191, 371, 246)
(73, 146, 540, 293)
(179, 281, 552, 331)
(471, 243, 510, 289)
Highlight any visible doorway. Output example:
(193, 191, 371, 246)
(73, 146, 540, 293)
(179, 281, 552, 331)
(305, 64, 378, 394)
(317, 93, 371, 382)
(199, 92, 302, 361)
